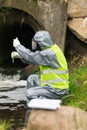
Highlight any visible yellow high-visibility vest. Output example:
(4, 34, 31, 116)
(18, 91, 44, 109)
(40, 44, 69, 89)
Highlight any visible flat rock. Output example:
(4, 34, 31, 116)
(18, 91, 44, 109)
(68, 0, 87, 18)
(27, 106, 87, 130)
(68, 18, 87, 43)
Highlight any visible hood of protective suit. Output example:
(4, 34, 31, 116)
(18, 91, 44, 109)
(33, 30, 54, 50)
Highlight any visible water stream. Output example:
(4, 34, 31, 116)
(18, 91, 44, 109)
(0, 66, 27, 127)
(0, 67, 27, 109)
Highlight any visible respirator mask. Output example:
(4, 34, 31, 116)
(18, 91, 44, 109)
(32, 40, 37, 51)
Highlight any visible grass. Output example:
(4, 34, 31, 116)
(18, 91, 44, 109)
(62, 65, 87, 110)
(0, 119, 13, 130)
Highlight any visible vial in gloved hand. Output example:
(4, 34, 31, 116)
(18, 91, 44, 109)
(12, 57, 14, 63)
(11, 51, 20, 63)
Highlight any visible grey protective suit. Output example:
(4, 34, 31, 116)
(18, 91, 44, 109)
(15, 31, 69, 104)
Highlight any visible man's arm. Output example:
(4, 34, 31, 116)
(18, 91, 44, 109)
(13, 37, 59, 68)
(15, 44, 60, 68)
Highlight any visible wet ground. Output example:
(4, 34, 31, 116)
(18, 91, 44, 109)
(0, 107, 27, 128)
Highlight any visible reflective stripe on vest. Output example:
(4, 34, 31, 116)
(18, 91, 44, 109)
(40, 44, 69, 89)
(41, 69, 68, 74)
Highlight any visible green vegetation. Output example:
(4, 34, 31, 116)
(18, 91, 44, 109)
(62, 65, 87, 111)
(0, 119, 13, 130)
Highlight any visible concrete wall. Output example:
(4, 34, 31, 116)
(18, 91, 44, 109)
(0, 0, 67, 64)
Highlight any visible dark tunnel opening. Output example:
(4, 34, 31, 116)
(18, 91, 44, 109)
(0, 22, 35, 68)
(0, 8, 43, 69)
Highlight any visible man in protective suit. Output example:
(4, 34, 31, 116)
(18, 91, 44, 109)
(11, 31, 69, 125)
(11, 30, 69, 103)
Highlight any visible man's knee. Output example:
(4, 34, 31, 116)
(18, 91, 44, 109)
(27, 74, 38, 82)
(27, 74, 36, 88)
(27, 74, 34, 81)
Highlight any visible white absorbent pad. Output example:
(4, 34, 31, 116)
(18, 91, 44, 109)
(28, 98, 61, 110)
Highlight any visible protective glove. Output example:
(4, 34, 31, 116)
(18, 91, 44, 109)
(13, 37, 20, 47)
(11, 51, 20, 59)
(32, 40, 37, 50)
